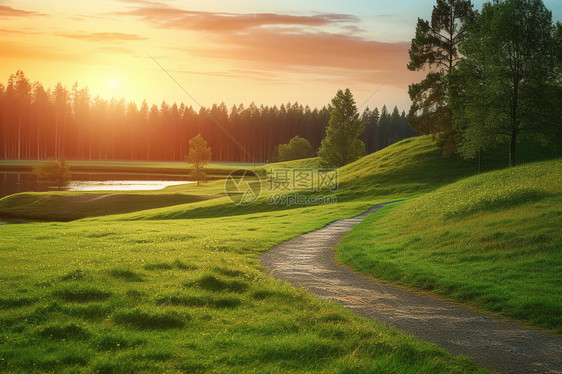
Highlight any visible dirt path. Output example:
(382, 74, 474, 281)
(260, 203, 562, 374)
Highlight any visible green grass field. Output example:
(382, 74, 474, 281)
(0, 135, 559, 372)
(338, 159, 562, 332)
(0, 202, 485, 373)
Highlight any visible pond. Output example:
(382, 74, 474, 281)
(0, 172, 194, 199)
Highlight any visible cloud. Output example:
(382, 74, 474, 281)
(0, 28, 36, 35)
(0, 39, 89, 63)
(57, 32, 148, 41)
(187, 29, 410, 74)
(112, 6, 358, 32)
(117, 0, 168, 6)
(340, 25, 365, 35)
(111, 5, 417, 87)
(116, 6, 407, 75)
(0, 4, 43, 17)
(96, 45, 138, 55)
(171, 67, 285, 84)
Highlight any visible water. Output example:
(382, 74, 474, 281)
(0, 172, 194, 199)
(66, 180, 191, 191)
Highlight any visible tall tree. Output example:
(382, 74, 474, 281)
(0, 83, 6, 159)
(52, 83, 68, 159)
(407, 0, 475, 154)
(0, 71, 412, 163)
(318, 89, 365, 167)
(554, 21, 562, 74)
(451, 0, 559, 166)
(71, 83, 90, 159)
(31, 83, 50, 160)
(9, 71, 31, 160)
(186, 134, 212, 186)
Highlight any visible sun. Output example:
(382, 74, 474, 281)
(108, 78, 120, 90)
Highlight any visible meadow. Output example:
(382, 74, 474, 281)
(338, 159, 562, 332)
(0, 202, 485, 373)
(0, 136, 559, 372)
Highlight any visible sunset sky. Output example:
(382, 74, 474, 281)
(1, 0, 561, 111)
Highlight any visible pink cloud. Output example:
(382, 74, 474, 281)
(0, 5, 43, 17)
(57, 32, 148, 41)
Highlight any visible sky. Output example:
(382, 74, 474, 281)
(1, 0, 561, 112)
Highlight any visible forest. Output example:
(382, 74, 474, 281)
(0, 71, 415, 163)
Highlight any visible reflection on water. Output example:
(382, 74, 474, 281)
(0, 172, 194, 198)
(66, 180, 190, 191)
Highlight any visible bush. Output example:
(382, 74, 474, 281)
(278, 136, 314, 161)
(33, 160, 71, 189)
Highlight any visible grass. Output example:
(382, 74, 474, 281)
(338, 159, 562, 332)
(3, 136, 556, 222)
(0, 202, 486, 373)
(0, 135, 559, 372)
(335, 135, 560, 200)
(0, 192, 216, 221)
(0, 159, 263, 176)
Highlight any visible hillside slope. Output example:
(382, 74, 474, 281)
(1, 136, 558, 222)
(338, 159, 562, 331)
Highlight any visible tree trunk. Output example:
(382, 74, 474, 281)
(478, 147, 483, 174)
(509, 132, 516, 167)
(18, 114, 21, 160)
(55, 114, 59, 160)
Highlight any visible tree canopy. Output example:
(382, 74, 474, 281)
(0, 71, 415, 163)
(186, 134, 212, 186)
(407, 0, 475, 154)
(32, 160, 71, 189)
(318, 89, 365, 168)
(450, 0, 560, 166)
(277, 136, 314, 162)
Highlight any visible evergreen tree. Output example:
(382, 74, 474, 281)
(0, 71, 410, 162)
(9, 71, 31, 160)
(407, 0, 475, 154)
(318, 89, 365, 167)
(554, 21, 562, 74)
(378, 105, 390, 150)
(361, 107, 380, 153)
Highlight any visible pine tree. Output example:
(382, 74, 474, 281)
(407, 0, 475, 154)
(318, 89, 365, 167)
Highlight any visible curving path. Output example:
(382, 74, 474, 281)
(260, 203, 562, 374)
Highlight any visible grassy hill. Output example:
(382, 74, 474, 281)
(1, 136, 557, 222)
(0, 192, 218, 221)
(0, 135, 559, 372)
(338, 159, 562, 331)
(336, 135, 560, 200)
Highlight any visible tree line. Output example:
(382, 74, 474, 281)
(0, 71, 415, 163)
(408, 0, 561, 168)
